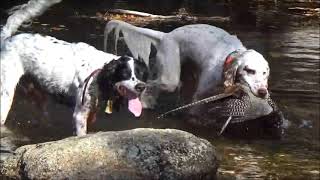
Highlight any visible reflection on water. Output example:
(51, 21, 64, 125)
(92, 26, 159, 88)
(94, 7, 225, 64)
(1, 0, 319, 179)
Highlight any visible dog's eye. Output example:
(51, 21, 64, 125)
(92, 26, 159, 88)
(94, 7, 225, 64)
(244, 67, 256, 75)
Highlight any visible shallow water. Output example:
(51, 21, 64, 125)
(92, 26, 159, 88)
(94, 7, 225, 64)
(1, 1, 319, 179)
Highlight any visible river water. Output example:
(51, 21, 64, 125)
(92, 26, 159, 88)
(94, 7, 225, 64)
(1, 0, 319, 179)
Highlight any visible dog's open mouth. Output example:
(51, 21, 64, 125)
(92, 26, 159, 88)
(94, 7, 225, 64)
(117, 85, 142, 117)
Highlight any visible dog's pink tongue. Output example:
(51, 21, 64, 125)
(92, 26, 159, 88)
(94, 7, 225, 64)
(128, 98, 142, 117)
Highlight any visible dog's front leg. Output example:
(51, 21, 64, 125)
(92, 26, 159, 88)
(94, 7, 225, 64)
(73, 91, 98, 136)
(73, 104, 89, 136)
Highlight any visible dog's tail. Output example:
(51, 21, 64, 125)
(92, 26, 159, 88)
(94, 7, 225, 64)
(0, 0, 62, 45)
(104, 20, 165, 66)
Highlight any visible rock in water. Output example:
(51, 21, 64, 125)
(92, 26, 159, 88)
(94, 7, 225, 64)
(0, 128, 218, 179)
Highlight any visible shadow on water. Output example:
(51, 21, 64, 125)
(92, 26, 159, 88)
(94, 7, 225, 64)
(1, 0, 319, 179)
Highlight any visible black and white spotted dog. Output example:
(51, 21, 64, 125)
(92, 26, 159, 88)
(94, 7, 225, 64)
(0, 33, 149, 136)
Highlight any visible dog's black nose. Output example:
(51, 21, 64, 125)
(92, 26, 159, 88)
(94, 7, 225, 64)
(135, 83, 146, 93)
(258, 88, 268, 97)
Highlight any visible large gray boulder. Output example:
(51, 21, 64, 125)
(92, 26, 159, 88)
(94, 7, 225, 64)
(0, 128, 218, 179)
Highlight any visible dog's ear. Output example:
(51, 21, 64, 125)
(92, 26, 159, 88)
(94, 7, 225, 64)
(97, 59, 120, 99)
(98, 59, 119, 83)
(223, 51, 242, 91)
(224, 65, 238, 89)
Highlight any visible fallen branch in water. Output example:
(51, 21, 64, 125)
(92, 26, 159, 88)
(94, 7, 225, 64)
(105, 9, 230, 26)
(108, 9, 175, 18)
(287, 7, 320, 17)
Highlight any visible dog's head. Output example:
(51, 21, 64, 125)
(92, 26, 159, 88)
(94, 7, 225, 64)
(224, 49, 270, 98)
(97, 56, 149, 117)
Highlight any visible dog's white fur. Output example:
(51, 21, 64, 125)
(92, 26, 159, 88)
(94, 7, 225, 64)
(105, 21, 270, 109)
(0, 0, 149, 136)
(0, 33, 145, 136)
(225, 50, 270, 96)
